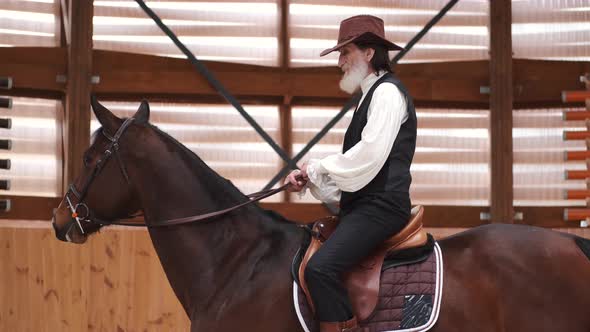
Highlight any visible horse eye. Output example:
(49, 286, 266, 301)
(83, 154, 92, 167)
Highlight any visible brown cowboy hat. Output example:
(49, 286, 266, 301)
(320, 15, 403, 57)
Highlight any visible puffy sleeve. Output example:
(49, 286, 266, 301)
(305, 83, 407, 202)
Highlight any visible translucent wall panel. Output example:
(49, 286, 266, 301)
(93, 0, 279, 66)
(0, 0, 59, 47)
(291, 107, 490, 206)
(513, 1, 590, 61)
(90, 102, 282, 202)
(413, 108, 490, 206)
(513, 108, 586, 206)
(0, 97, 61, 197)
(290, 106, 352, 202)
(289, 0, 489, 67)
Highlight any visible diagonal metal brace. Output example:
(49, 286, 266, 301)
(263, 93, 361, 190)
(134, 0, 294, 166)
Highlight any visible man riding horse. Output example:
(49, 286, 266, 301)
(286, 15, 416, 332)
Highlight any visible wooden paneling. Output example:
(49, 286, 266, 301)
(0, 47, 66, 94)
(517, 206, 582, 228)
(489, 0, 514, 223)
(91, 51, 488, 103)
(260, 203, 488, 227)
(514, 59, 590, 104)
(3, 197, 589, 231)
(0, 197, 61, 220)
(0, 221, 190, 332)
(0, 47, 587, 107)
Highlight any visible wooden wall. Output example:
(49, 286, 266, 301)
(1, 220, 589, 331)
(0, 221, 189, 332)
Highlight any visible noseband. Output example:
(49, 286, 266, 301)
(53, 118, 140, 242)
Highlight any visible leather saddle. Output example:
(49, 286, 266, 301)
(297, 205, 427, 322)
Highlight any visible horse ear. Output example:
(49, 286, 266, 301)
(134, 100, 150, 124)
(91, 94, 120, 131)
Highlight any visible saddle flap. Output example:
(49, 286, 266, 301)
(298, 236, 321, 314)
(344, 248, 388, 321)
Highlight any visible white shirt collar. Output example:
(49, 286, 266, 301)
(360, 70, 387, 95)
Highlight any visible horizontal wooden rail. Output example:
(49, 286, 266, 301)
(565, 170, 590, 179)
(1, 47, 590, 107)
(564, 208, 590, 221)
(563, 111, 590, 121)
(565, 190, 590, 200)
(564, 151, 590, 161)
(563, 131, 590, 140)
(562, 90, 590, 103)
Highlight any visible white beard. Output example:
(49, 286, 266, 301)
(339, 61, 369, 94)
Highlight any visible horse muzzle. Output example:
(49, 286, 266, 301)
(52, 205, 87, 244)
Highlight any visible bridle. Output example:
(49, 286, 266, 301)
(53, 117, 141, 242)
(53, 117, 295, 242)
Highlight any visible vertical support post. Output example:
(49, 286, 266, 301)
(280, 100, 293, 202)
(489, 0, 514, 223)
(56, 0, 66, 46)
(279, 0, 289, 70)
(63, 0, 93, 190)
(278, 0, 293, 201)
(584, 74, 590, 227)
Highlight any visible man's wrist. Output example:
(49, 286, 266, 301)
(306, 159, 325, 185)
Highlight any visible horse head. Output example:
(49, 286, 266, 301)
(52, 96, 150, 243)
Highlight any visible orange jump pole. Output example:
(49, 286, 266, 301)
(563, 111, 590, 121)
(565, 190, 590, 200)
(563, 131, 590, 140)
(562, 91, 590, 103)
(565, 170, 590, 179)
(564, 208, 590, 221)
(564, 151, 590, 161)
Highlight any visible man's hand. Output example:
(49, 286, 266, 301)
(285, 163, 309, 192)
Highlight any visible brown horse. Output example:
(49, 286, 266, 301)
(52, 98, 590, 332)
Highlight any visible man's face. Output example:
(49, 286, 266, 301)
(337, 43, 373, 94)
(338, 43, 370, 74)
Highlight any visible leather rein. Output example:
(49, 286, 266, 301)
(59, 117, 298, 233)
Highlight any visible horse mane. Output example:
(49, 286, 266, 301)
(140, 122, 298, 225)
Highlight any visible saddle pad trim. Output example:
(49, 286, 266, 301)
(293, 280, 312, 332)
(293, 242, 444, 332)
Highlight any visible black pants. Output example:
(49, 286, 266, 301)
(304, 192, 411, 322)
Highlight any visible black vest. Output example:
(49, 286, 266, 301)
(340, 73, 417, 208)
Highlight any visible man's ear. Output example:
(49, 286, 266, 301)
(365, 47, 375, 62)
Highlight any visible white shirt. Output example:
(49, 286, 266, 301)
(304, 71, 408, 203)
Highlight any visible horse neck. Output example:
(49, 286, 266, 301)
(128, 129, 301, 317)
